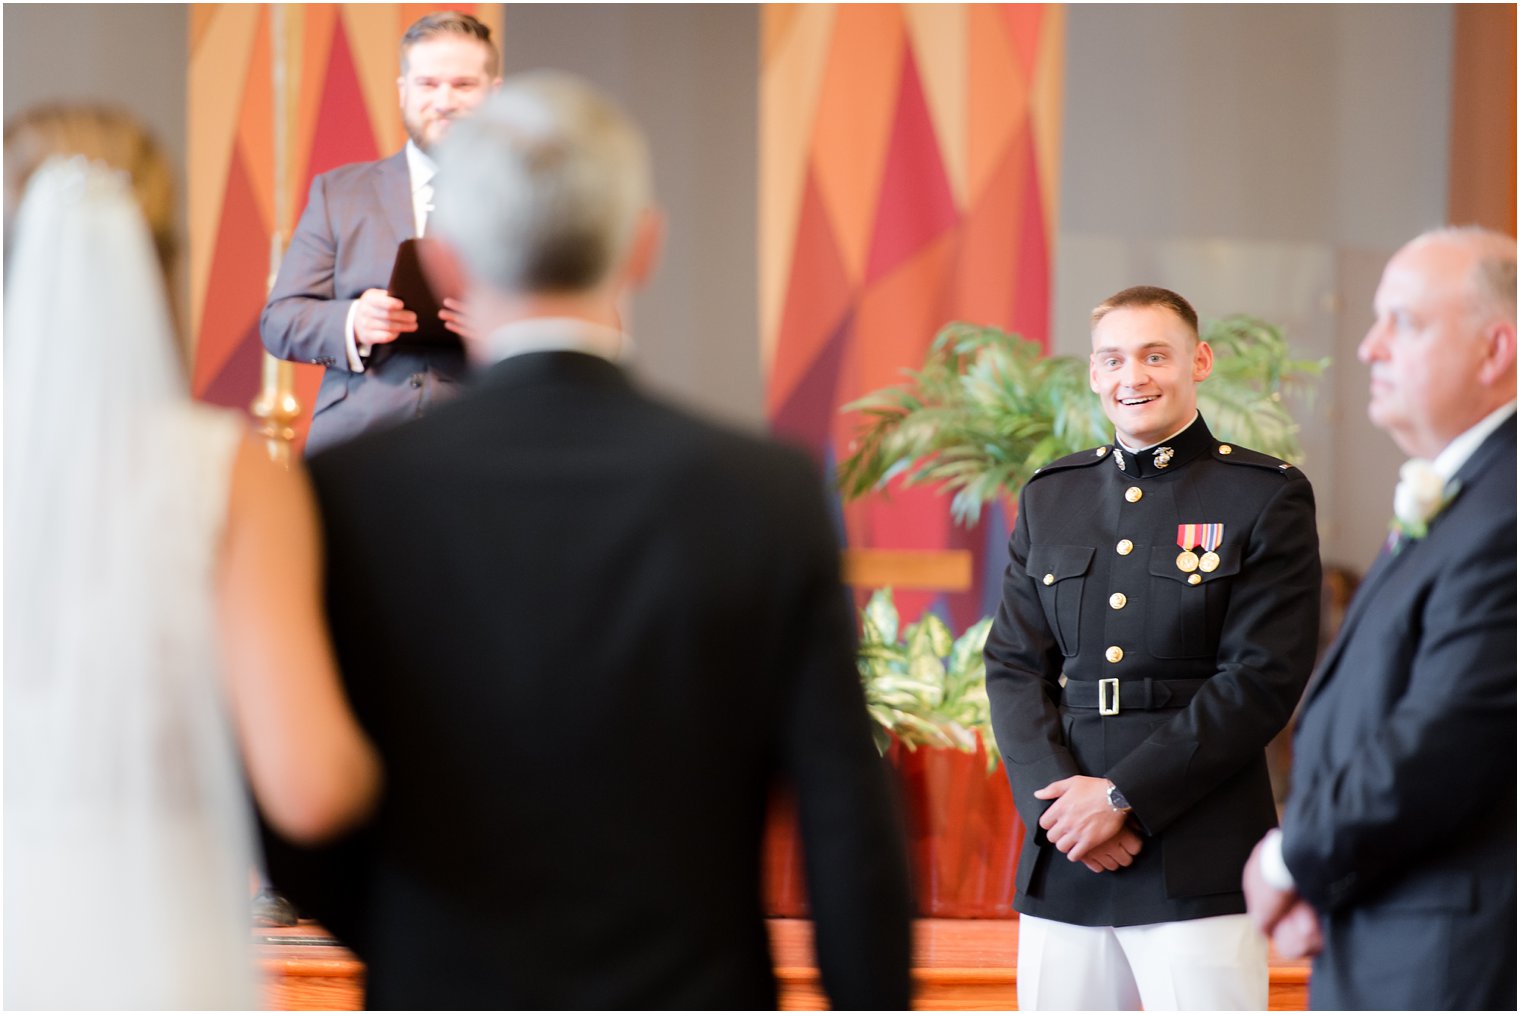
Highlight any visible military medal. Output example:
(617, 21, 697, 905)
(1176, 523, 1201, 573)
(1177, 523, 1223, 576)
(1198, 523, 1224, 573)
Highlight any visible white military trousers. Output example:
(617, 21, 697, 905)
(1016, 912, 1268, 1011)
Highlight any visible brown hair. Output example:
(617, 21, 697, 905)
(1090, 285, 1199, 340)
(400, 11, 500, 78)
(4, 104, 176, 270)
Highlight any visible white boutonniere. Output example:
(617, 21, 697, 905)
(1390, 459, 1460, 546)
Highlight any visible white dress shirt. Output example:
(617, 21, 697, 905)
(344, 141, 437, 372)
(479, 317, 633, 367)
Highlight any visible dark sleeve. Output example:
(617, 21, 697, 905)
(1281, 516, 1516, 910)
(1107, 474, 1321, 834)
(258, 816, 376, 956)
(983, 488, 1081, 838)
(777, 466, 913, 1009)
(256, 451, 375, 955)
(260, 173, 357, 371)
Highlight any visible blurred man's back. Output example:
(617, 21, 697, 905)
(263, 72, 912, 1010)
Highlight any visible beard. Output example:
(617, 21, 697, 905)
(403, 110, 449, 153)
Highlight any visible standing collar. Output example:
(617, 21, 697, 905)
(1110, 413, 1213, 478)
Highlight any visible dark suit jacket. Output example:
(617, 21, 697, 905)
(1283, 416, 1516, 1011)
(985, 415, 1321, 927)
(266, 350, 912, 1010)
(260, 149, 467, 456)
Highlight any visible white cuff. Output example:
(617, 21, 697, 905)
(1259, 828, 1297, 891)
(344, 301, 370, 372)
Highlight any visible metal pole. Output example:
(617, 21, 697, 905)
(251, 2, 301, 466)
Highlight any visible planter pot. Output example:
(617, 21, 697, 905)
(761, 789, 808, 917)
(893, 736, 1022, 918)
(761, 736, 1023, 919)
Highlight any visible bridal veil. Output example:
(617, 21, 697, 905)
(4, 157, 259, 1008)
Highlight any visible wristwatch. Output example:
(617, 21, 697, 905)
(1106, 780, 1133, 814)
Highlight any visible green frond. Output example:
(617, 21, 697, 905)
(837, 315, 1326, 522)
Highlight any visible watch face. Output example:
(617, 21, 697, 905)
(1108, 784, 1131, 811)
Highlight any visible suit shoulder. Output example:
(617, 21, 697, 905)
(1210, 441, 1306, 481)
(312, 151, 402, 188)
(1026, 446, 1112, 485)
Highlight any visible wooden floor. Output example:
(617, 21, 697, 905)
(258, 918, 1311, 1010)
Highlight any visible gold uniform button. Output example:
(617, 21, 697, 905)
(1116, 539, 1134, 556)
(1125, 486, 1143, 503)
(1109, 593, 1127, 609)
(1043, 573, 1055, 586)
(1188, 573, 1202, 585)
(1219, 444, 1233, 455)
(1095, 446, 1109, 458)
(1105, 645, 1124, 664)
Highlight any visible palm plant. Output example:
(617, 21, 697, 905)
(838, 317, 1327, 525)
(857, 588, 997, 770)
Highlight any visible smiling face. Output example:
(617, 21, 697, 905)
(398, 35, 498, 152)
(1089, 303, 1213, 448)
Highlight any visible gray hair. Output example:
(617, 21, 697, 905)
(431, 71, 651, 294)
(1411, 225, 1517, 324)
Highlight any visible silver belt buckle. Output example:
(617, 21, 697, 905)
(1099, 677, 1120, 716)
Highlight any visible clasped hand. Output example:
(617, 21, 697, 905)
(1242, 834, 1324, 958)
(1035, 775, 1142, 872)
(355, 291, 479, 346)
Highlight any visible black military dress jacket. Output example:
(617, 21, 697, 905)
(985, 415, 1321, 927)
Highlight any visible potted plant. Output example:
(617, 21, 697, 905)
(763, 589, 1007, 918)
(858, 589, 1019, 918)
(766, 317, 1325, 918)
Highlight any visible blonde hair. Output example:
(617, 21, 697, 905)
(4, 104, 177, 271)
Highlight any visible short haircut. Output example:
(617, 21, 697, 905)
(432, 71, 651, 295)
(400, 11, 500, 78)
(1090, 285, 1200, 339)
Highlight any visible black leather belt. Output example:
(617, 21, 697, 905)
(1062, 677, 1208, 715)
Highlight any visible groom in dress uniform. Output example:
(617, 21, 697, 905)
(985, 285, 1321, 1009)
(260, 11, 501, 455)
(262, 72, 913, 1009)
(1245, 227, 1516, 1010)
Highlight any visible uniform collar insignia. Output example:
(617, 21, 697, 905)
(1111, 416, 1213, 478)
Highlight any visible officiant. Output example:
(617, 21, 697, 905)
(260, 11, 501, 455)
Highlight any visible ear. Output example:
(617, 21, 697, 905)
(621, 208, 665, 291)
(1476, 318, 1518, 387)
(1192, 339, 1215, 382)
(1088, 354, 1102, 394)
(397, 75, 405, 108)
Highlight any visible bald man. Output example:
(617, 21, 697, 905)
(1244, 227, 1517, 1010)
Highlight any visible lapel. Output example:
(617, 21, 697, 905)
(1305, 416, 1516, 704)
(371, 149, 416, 246)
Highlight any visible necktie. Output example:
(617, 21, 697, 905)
(420, 177, 436, 237)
